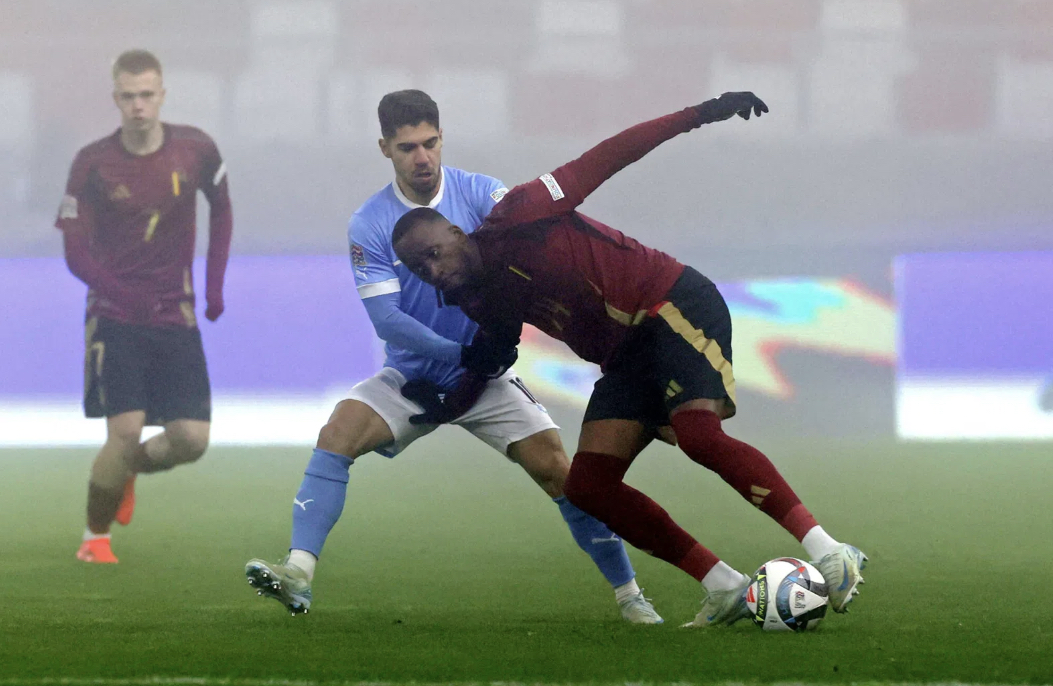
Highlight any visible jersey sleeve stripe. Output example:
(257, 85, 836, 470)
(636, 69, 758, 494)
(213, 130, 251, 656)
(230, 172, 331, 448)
(213, 162, 227, 186)
(357, 278, 401, 298)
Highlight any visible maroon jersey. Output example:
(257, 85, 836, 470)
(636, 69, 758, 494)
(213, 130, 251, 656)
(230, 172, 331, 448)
(448, 107, 708, 367)
(56, 124, 233, 328)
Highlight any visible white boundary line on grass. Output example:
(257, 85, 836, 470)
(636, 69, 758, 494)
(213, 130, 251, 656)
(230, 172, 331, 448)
(1, 680, 1049, 686)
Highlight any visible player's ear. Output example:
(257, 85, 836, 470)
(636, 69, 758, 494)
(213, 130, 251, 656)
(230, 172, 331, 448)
(378, 138, 393, 159)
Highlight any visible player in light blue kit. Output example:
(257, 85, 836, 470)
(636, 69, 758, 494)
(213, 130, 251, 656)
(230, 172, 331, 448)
(245, 90, 661, 624)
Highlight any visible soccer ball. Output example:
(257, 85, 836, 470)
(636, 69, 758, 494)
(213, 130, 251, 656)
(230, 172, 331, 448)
(745, 557, 828, 632)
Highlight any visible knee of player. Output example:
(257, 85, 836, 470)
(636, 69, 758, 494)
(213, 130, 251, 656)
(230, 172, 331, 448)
(513, 433, 569, 469)
(169, 425, 210, 463)
(316, 419, 363, 457)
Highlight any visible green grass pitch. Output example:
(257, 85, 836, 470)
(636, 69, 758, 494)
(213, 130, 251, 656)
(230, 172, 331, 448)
(1, 433, 1051, 684)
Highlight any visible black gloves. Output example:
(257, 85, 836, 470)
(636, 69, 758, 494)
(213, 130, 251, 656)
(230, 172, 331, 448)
(401, 375, 490, 425)
(400, 379, 448, 424)
(402, 327, 519, 425)
(460, 329, 519, 380)
(694, 92, 768, 124)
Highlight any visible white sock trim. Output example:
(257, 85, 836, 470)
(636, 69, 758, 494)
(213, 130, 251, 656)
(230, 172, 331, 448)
(802, 525, 841, 561)
(701, 561, 747, 593)
(613, 577, 641, 604)
(83, 528, 110, 541)
(287, 549, 318, 581)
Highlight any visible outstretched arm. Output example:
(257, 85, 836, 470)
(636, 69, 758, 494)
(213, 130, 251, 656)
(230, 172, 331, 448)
(486, 92, 767, 227)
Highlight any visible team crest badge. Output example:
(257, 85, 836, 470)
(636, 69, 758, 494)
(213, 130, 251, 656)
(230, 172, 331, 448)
(351, 243, 368, 271)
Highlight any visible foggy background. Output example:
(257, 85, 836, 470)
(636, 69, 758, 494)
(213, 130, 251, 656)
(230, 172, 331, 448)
(1, 0, 1051, 444)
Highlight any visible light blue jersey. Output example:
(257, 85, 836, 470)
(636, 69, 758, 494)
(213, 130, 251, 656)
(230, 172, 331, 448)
(349, 166, 507, 388)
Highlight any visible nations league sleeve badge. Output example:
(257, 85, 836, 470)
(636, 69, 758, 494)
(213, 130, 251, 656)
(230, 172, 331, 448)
(350, 243, 368, 273)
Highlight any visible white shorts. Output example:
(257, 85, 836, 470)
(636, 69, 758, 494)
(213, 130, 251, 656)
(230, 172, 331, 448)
(346, 367, 559, 458)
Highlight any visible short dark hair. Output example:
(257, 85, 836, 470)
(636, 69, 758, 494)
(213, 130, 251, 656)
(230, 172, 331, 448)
(378, 90, 439, 139)
(392, 207, 447, 248)
(112, 49, 163, 80)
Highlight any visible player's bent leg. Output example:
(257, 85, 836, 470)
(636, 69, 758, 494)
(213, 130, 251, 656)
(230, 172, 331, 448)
(79, 411, 145, 563)
(572, 420, 734, 584)
(510, 428, 663, 624)
(248, 399, 395, 615)
(574, 418, 755, 627)
(300, 399, 397, 558)
(669, 401, 868, 613)
(670, 402, 815, 537)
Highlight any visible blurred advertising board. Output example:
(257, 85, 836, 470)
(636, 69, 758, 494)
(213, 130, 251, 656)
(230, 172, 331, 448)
(896, 252, 1053, 440)
(0, 258, 896, 445)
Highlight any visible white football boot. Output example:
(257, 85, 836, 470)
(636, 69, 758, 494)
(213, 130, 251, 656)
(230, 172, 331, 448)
(682, 573, 752, 627)
(246, 556, 312, 615)
(618, 591, 664, 624)
(813, 543, 867, 613)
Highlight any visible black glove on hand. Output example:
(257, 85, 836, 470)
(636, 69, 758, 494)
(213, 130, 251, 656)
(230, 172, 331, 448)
(695, 92, 768, 124)
(460, 335, 518, 379)
(402, 375, 489, 426)
(401, 379, 449, 424)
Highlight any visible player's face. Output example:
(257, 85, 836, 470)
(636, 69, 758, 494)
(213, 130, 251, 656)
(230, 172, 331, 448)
(380, 123, 443, 200)
(395, 219, 477, 293)
(113, 70, 165, 132)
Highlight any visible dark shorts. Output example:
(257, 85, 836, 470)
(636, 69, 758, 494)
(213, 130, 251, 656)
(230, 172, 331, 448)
(84, 316, 212, 426)
(583, 266, 737, 429)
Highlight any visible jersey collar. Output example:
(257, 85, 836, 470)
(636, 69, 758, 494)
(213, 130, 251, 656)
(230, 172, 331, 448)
(392, 167, 446, 209)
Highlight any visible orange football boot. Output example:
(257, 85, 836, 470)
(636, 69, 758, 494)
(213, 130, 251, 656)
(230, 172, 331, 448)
(76, 537, 119, 564)
(115, 475, 136, 526)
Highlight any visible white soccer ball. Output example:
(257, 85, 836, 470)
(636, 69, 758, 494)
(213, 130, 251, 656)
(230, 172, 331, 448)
(745, 557, 828, 632)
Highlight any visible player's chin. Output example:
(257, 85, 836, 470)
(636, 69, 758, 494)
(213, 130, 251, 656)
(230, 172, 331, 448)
(411, 176, 438, 194)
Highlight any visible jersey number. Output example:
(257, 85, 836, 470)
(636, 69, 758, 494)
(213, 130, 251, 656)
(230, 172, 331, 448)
(143, 211, 160, 242)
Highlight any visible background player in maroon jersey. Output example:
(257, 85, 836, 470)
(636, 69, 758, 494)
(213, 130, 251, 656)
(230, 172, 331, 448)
(392, 92, 867, 626)
(55, 49, 233, 564)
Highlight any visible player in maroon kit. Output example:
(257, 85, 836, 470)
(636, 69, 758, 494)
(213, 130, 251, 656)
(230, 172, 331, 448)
(55, 50, 233, 564)
(391, 92, 867, 626)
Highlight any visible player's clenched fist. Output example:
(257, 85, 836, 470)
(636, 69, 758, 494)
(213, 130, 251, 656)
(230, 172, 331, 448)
(205, 296, 224, 322)
(694, 92, 769, 123)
